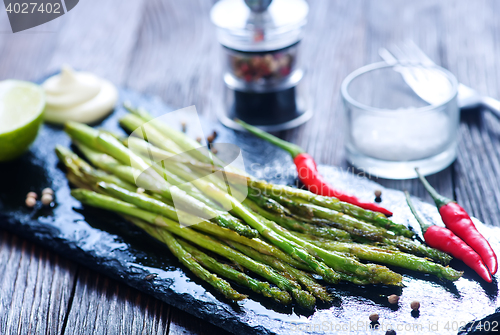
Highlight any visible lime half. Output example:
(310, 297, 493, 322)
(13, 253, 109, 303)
(0, 80, 45, 161)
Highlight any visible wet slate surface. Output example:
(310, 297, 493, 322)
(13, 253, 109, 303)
(0, 88, 499, 335)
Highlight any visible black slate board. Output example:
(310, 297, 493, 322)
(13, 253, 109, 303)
(1, 88, 500, 335)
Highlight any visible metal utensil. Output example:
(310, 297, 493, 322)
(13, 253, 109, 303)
(379, 40, 500, 117)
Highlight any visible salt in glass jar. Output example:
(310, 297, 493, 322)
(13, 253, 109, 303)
(341, 62, 459, 179)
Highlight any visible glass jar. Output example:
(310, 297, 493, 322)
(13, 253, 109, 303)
(225, 44, 298, 85)
(211, 0, 312, 131)
(341, 62, 459, 179)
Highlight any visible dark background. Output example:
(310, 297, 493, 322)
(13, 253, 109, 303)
(2, 0, 500, 333)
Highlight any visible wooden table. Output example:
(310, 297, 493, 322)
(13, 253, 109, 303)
(2, 0, 500, 333)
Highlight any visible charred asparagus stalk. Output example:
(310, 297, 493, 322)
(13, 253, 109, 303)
(71, 189, 316, 309)
(243, 198, 352, 242)
(58, 155, 306, 271)
(98, 181, 257, 238)
(248, 180, 414, 238)
(225, 240, 333, 302)
(64, 123, 249, 236)
(266, 192, 451, 264)
(176, 238, 292, 305)
(59, 116, 467, 308)
(292, 232, 462, 281)
(122, 215, 246, 301)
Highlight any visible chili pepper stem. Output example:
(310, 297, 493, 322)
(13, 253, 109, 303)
(404, 191, 432, 234)
(415, 168, 452, 208)
(235, 119, 305, 158)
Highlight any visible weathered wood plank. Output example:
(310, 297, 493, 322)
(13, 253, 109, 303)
(47, 0, 145, 84)
(0, 15, 61, 80)
(62, 267, 169, 335)
(124, 0, 222, 121)
(0, 231, 77, 335)
(441, 0, 500, 225)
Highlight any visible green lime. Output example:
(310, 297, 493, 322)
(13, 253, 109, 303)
(0, 80, 45, 161)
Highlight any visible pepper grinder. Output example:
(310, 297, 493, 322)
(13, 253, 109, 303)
(211, 0, 311, 131)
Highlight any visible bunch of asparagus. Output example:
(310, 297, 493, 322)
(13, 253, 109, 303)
(55, 105, 463, 310)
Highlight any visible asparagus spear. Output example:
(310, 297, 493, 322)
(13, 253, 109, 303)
(73, 128, 228, 212)
(96, 128, 126, 141)
(66, 121, 157, 179)
(65, 124, 244, 233)
(66, 123, 168, 192)
(65, 143, 178, 204)
(266, 193, 315, 218)
(125, 216, 247, 301)
(122, 129, 413, 247)
(389, 236, 452, 265)
(176, 174, 343, 284)
(71, 189, 316, 309)
(226, 240, 333, 302)
(119, 121, 243, 200)
(246, 193, 288, 215)
(125, 136, 250, 192)
(123, 135, 403, 262)
(56, 145, 138, 192)
(292, 232, 462, 281)
(122, 104, 214, 165)
(71, 170, 314, 290)
(121, 113, 248, 186)
(249, 180, 414, 238)
(184, 220, 310, 271)
(122, 103, 249, 176)
(265, 192, 451, 264)
(58, 111, 465, 306)
(98, 180, 309, 270)
(133, 151, 228, 211)
(119, 113, 185, 156)
(125, 136, 210, 171)
(170, 165, 390, 284)
(176, 239, 293, 305)
(255, 213, 403, 285)
(74, 142, 194, 207)
(243, 198, 352, 242)
(98, 181, 258, 238)
(125, 136, 179, 160)
(59, 158, 306, 271)
(66, 171, 95, 191)
(132, 148, 400, 284)
(139, 151, 247, 205)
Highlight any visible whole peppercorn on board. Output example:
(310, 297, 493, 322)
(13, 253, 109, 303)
(0, 87, 499, 335)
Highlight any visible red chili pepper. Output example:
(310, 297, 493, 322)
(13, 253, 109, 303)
(424, 226, 490, 282)
(236, 119, 393, 216)
(294, 153, 392, 215)
(416, 168, 497, 275)
(405, 191, 491, 282)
